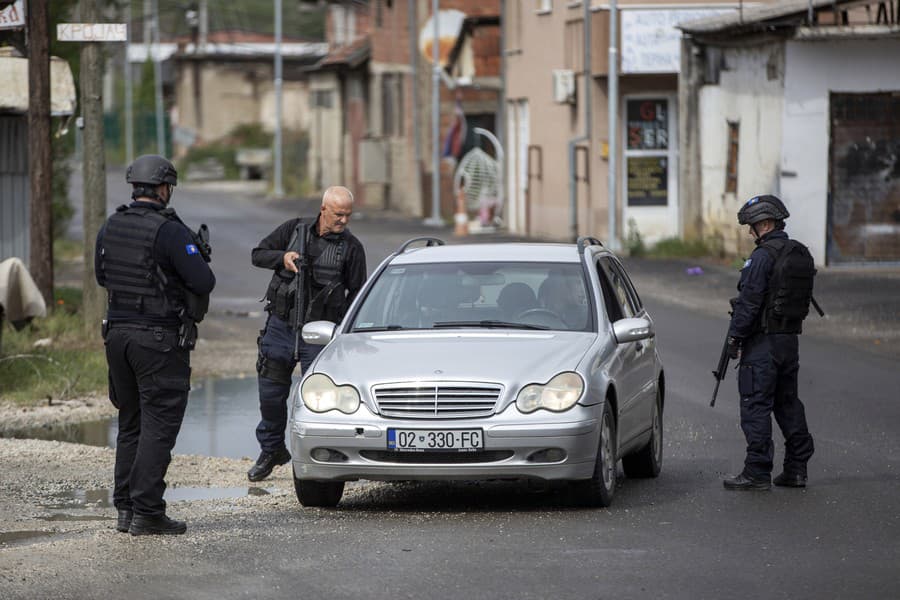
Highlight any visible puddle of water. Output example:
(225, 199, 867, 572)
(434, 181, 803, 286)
(0, 530, 55, 546)
(36, 513, 110, 522)
(41, 486, 271, 509)
(3, 376, 281, 460)
(7, 419, 115, 446)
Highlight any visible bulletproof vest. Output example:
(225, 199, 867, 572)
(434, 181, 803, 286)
(266, 221, 347, 323)
(308, 233, 345, 287)
(99, 205, 184, 318)
(760, 238, 816, 334)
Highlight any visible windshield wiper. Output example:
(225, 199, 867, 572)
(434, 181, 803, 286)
(432, 320, 549, 331)
(352, 324, 406, 332)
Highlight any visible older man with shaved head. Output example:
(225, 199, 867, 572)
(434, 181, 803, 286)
(248, 186, 367, 481)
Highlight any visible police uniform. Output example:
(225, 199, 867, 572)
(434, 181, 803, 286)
(726, 198, 815, 489)
(95, 155, 215, 534)
(248, 215, 366, 480)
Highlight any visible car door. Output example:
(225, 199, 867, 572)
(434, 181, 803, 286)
(594, 257, 644, 446)
(607, 257, 657, 429)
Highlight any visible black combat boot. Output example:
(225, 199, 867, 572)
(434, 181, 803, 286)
(247, 447, 292, 482)
(723, 472, 771, 491)
(116, 508, 133, 533)
(774, 471, 807, 488)
(129, 514, 187, 536)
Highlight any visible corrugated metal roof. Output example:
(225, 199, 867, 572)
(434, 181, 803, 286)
(679, 0, 847, 34)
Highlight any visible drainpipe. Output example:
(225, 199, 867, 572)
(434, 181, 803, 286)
(607, 0, 619, 249)
(567, 0, 592, 242)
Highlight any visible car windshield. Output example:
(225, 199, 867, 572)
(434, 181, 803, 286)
(351, 261, 593, 332)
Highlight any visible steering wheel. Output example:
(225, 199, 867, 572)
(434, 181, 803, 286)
(516, 308, 567, 328)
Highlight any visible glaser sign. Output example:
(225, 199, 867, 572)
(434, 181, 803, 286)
(57, 23, 127, 42)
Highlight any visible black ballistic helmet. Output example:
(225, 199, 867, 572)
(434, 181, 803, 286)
(126, 155, 178, 187)
(737, 194, 789, 225)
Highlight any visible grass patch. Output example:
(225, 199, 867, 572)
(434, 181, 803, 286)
(0, 287, 106, 406)
(647, 237, 713, 259)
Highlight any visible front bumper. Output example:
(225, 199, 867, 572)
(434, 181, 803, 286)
(289, 405, 601, 482)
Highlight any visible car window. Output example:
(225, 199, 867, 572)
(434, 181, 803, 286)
(351, 261, 593, 332)
(609, 257, 643, 313)
(596, 257, 635, 319)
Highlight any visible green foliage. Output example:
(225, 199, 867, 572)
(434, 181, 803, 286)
(52, 130, 75, 239)
(625, 219, 647, 258)
(648, 237, 712, 259)
(282, 128, 311, 196)
(178, 122, 276, 180)
(153, 0, 326, 41)
(0, 288, 106, 406)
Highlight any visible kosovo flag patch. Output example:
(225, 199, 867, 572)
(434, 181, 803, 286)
(186, 244, 199, 255)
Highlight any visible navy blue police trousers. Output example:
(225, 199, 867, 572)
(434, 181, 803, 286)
(255, 314, 323, 454)
(737, 332, 815, 479)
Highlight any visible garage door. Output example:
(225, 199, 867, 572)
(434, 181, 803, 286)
(828, 92, 900, 264)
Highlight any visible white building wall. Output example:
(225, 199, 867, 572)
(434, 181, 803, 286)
(781, 38, 900, 265)
(699, 44, 784, 255)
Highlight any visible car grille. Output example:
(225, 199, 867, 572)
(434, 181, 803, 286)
(360, 450, 514, 463)
(372, 382, 503, 419)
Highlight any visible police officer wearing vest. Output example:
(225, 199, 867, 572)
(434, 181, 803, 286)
(723, 195, 815, 491)
(248, 186, 367, 482)
(95, 155, 216, 534)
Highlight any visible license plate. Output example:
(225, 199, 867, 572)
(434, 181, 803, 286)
(387, 428, 483, 452)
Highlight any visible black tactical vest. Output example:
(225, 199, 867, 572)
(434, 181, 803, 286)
(99, 205, 185, 318)
(266, 221, 347, 323)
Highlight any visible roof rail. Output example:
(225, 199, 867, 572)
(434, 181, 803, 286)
(396, 237, 446, 254)
(576, 236, 604, 255)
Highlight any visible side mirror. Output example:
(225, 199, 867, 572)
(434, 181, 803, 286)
(612, 317, 653, 344)
(301, 320, 336, 346)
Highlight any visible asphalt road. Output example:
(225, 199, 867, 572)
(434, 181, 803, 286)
(53, 170, 900, 599)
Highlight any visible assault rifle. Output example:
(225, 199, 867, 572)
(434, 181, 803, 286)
(710, 298, 738, 408)
(195, 224, 212, 262)
(177, 224, 211, 349)
(292, 223, 310, 362)
(710, 335, 732, 407)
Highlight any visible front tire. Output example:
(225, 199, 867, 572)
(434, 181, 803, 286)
(622, 387, 663, 479)
(570, 402, 617, 507)
(293, 472, 344, 507)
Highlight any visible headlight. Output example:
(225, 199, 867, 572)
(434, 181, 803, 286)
(516, 372, 584, 413)
(301, 374, 360, 414)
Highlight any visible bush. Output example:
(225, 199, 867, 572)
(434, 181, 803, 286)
(648, 237, 712, 258)
(625, 219, 647, 257)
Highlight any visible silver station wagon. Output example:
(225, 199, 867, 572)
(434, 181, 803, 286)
(290, 237, 664, 508)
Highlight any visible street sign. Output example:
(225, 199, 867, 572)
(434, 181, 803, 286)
(57, 23, 127, 42)
(0, 0, 25, 30)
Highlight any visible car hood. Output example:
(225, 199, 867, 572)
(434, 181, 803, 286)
(312, 330, 597, 389)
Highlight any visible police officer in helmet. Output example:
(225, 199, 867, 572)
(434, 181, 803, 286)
(723, 194, 815, 491)
(95, 155, 216, 534)
(248, 186, 367, 482)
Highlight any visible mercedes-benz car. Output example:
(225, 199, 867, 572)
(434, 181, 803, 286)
(289, 237, 664, 508)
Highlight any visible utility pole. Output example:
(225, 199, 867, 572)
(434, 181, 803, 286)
(27, 0, 53, 306)
(424, 0, 442, 226)
(81, 0, 108, 334)
(273, 0, 284, 197)
(152, 0, 165, 154)
(124, 0, 134, 165)
(607, 0, 620, 250)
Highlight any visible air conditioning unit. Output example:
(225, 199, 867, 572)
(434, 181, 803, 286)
(552, 69, 576, 104)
